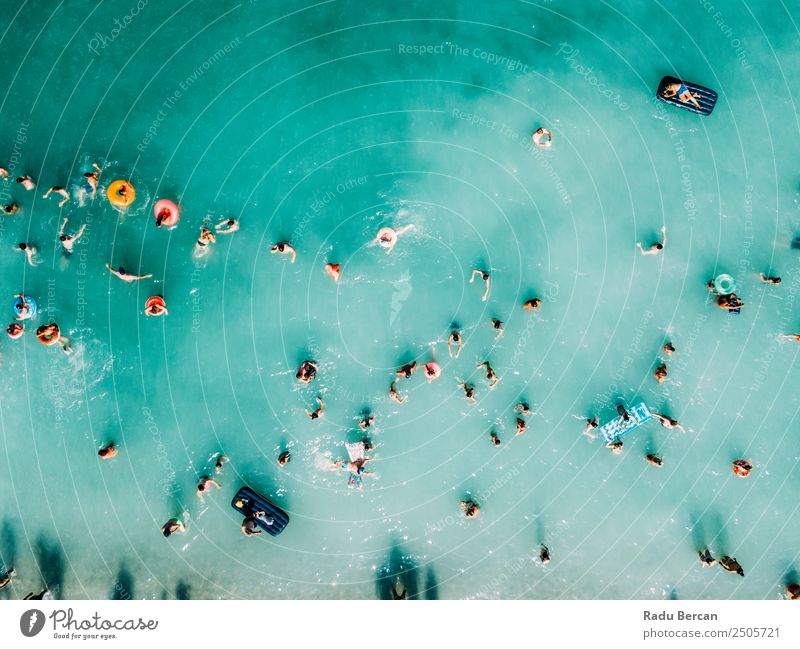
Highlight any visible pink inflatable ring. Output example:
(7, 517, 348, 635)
(154, 199, 180, 229)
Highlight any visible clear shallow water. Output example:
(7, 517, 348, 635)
(1, 0, 799, 600)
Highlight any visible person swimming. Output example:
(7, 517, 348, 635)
(194, 226, 217, 258)
(458, 382, 476, 404)
(719, 555, 744, 577)
(242, 511, 273, 536)
(539, 544, 551, 565)
(514, 402, 531, 416)
(376, 224, 414, 254)
(583, 417, 599, 438)
(106, 263, 152, 282)
(83, 163, 102, 194)
(663, 341, 676, 355)
(470, 269, 491, 301)
(98, 443, 117, 459)
(358, 412, 375, 431)
(59, 218, 86, 254)
(759, 272, 781, 285)
(477, 360, 500, 389)
(215, 218, 239, 234)
(698, 548, 717, 567)
(662, 81, 702, 108)
(296, 360, 318, 383)
(16, 242, 38, 267)
(215, 454, 228, 474)
(786, 583, 800, 600)
(645, 453, 663, 467)
(161, 518, 186, 538)
(145, 296, 168, 317)
(448, 329, 462, 358)
(424, 361, 441, 383)
(325, 263, 341, 282)
(732, 459, 753, 478)
(271, 241, 296, 262)
(36, 323, 72, 354)
(0, 568, 15, 590)
(606, 438, 623, 454)
(1, 202, 19, 215)
(490, 431, 501, 446)
(491, 318, 504, 339)
(42, 185, 70, 206)
(460, 499, 480, 518)
(616, 404, 630, 422)
(389, 378, 407, 404)
(652, 413, 686, 433)
(636, 226, 667, 255)
(278, 451, 291, 466)
(196, 476, 221, 502)
(16, 174, 36, 191)
(654, 364, 668, 383)
(717, 293, 744, 310)
(396, 361, 417, 379)
(7, 323, 23, 339)
(523, 298, 542, 311)
(306, 396, 324, 419)
(515, 418, 527, 436)
(532, 127, 552, 148)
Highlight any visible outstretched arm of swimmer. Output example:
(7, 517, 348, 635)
(470, 270, 482, 283)
(59, 217, 68, 236)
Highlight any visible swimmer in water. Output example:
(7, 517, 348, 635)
(490, 431, 501, 447)
(145, 297, 168, 317)
(470, 269, 491, 301)
(514, 402, 532, 416)
(0, 568, 15, 590)
(389, 378, 407, 404)
(358, 412, 375, 431)
(645, 453, 663, 467)
(196, 476, 221, 503)
(296, 360, 318, 383)
(59, 218, 86, 253)
(583, 417, 599, 438)
(362, 437, 375, 452)
(523, 298, 542, 311)
(306, 396, 324, 419)
(424, 361, 441, 383)
(759, 272, 781, 285)
(515, 418, 527, 436)
(2, 203, 18, 215)
(16, 242, 38, 266)
(83, 163, 102, 194)
(719, 555, 744, 577)
(698, 548, 717, 567)
(606, 438, 624, 454)
(376, 224, 414, 254)
(106, 264, 152, 282)
(7, 323, 23, 338)
(391, 582, 407, 600)
(98, 443, 117, 459)
(325, 263, 341, 282)
(215, 454, 228, 474)
(662, 82, 702, 108)
(460, 500, 480, 518)
(717, 293, 744, 310)
(271, 241, 296, 263)
(786, 583, 800, 600)
(781, 333, 800, 342)
(532, 127, 552, 148)
(194, 226, 217, 258)
(654, 364, 668, 383)
(161, 518, 186, 538)
(242, 511, 273, 536)
(36, 323, 71, 355)
(637, 226, 667, 255)
(477, 360, 500, 389)
(396, 361, 417, 379)
(215, 218, 239, 234)
(0, 167, 8, 180)
(16, 174, 35, 191)
(278, 451, 291, 466)
(663, 341, 675, 355)
(539, 545, 551, 565)
(616, 404, 630, 422)
(732, 459, 753, 478)
(652, 413, 686, 433)
(448, 329, 462, 358)
(42, 185, 70, 207)
(458, 382, 477, 404)
(491, 318, 504, 339)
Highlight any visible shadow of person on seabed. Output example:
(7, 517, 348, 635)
(375, 543, 439, 600)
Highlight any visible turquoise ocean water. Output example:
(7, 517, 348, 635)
(1, 0, 799, 599)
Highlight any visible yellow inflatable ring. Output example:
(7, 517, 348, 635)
(107, 180, 136, 208)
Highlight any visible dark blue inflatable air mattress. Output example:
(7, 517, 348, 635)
(231, 486, 289, 536)
(657, 76, 717, 115)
